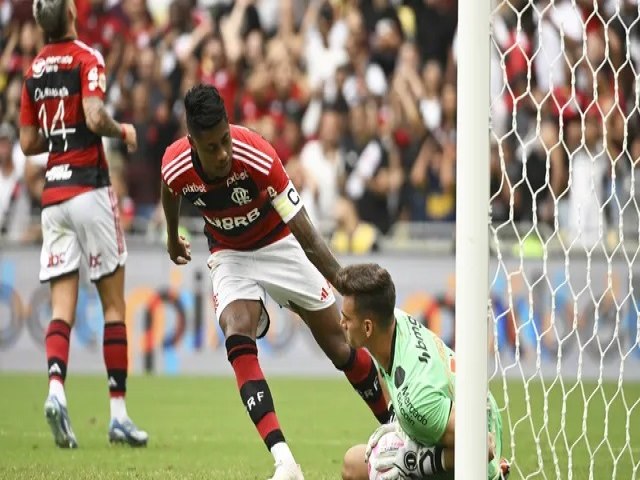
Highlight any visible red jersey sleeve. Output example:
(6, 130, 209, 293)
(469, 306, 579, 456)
(79, 47, 107, 100)
(19, 80, 38, 127)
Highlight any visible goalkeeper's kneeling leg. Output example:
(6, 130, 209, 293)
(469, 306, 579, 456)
(342, 444, 369, 480)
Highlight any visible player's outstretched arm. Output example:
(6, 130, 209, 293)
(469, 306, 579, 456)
(82, 97, 137, 152)
(19, 126, 49, 156)
(288, 206, 342, 289)
(161, 182, 191, 265)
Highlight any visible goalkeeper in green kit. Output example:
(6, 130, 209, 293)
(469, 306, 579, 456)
(336, 264, 510, 480)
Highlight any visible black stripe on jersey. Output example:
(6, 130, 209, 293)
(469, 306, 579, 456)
(44, 166, 110, 189)
(48, 123, 101, 153)
(186, 178, 262, 211)
(25, 67, 81, 98)
(205, 218, 288, 251)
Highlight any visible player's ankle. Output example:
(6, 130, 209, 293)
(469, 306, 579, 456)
(48, 379, 67, 406)
(270, 442, 296, 465)
(109, 396, 128, 422)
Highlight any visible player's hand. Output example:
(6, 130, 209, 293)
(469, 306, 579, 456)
(121, 123, 137, 153)
(167, 234, 191, 265)
(365, 421, 398, 463)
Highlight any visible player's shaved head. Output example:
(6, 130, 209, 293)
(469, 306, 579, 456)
(33, 0, 74, 41)
(335, 263, 396, 328)
(184, 84, 228, 134)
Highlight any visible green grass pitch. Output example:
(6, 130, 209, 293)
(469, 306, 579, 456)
(0, 374, 638, 479)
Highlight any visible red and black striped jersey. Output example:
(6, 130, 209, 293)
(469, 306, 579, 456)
(20, 39, 109, 207)
(162, 125, 303, 252)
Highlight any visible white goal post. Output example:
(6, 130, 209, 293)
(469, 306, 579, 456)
(455, 0, 491, 479)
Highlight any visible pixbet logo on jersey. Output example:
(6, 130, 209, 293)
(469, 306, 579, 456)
(226, 170, 249, 187)
(182, 183, 206, 195)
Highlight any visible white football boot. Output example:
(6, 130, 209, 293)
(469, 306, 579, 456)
(268, 461, 304, 480)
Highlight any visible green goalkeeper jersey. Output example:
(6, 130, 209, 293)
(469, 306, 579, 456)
(377, 309, 502, 480)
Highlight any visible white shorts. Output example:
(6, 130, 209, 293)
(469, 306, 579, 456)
(40, 187, 127, 283)
(207, 233, 336, 338)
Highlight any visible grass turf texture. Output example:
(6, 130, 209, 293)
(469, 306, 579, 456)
(0, 375, 638, 479)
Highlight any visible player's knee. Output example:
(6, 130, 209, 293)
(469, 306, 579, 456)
(96, 268, 126, 320)
(329, 340, 353, 369)
(299, 306, 351, 366)
(342, 446, 367, 480)
(219, 309, 254, 338)
(101, 296, 126, 321)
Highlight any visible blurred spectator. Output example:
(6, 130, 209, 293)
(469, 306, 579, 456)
(510, 120, 568, 225)
(343, 101, 395, 234)
(618, 135, 640, 238)
(408, 135, 456, 222)
(300, 107, 345, 231)
(330, 197, 379, 255)
(490, 141, 515, 224)
(567, 107, 608, 249)
(199, 35, 239, 122)
(0, 122, 32, 242)
(117, 84, 179, 223)
(408, 0, 457, 68)
(303, 1, 348, 95)
(534, 0, 583, 94)
(273, 112, 305, 164)
(419, 60, 443, 132)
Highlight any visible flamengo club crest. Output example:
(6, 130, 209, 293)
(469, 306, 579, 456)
(231, 187, 251, 206)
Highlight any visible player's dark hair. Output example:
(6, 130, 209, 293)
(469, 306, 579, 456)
(184, 84, 228, 134)
(335, 263, 396, 328)
(33, 0, 69, 41)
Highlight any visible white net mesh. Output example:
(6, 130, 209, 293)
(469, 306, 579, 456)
(489, 1, 640, 478)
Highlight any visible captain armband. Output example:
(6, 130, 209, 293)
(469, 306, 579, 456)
(271, 181, 304, 223)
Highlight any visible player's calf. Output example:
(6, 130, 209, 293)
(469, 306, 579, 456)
(296, 304, 391, 424)
(226, 334, 286, 448)
(221, 302, 301, 475)
(339, 347, 391, 424)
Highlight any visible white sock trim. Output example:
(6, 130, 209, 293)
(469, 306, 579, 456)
(49, 379, 67, 407)
(270, 442, 296, 465)
(110, 396, 128, 422)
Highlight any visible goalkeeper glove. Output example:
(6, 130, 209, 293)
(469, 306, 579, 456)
(369, 427, 447, 480)
(365, 421, 399, 464)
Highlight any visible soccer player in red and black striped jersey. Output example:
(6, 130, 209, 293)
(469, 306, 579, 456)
(19, 0, 147, 449)
(161, 84, 391, 480)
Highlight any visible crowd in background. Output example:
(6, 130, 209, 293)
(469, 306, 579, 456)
(1, 0, 639, 254)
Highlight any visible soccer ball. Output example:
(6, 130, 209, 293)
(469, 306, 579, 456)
(367, 431, 405, 480)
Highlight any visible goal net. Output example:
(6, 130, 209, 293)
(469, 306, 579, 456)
(489, 1, 640, 478)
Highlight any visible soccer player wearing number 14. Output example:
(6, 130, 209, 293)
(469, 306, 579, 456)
(160, 84, 391, 480)
(19, 0, 146, 448)
(337, 264, 510, 480)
